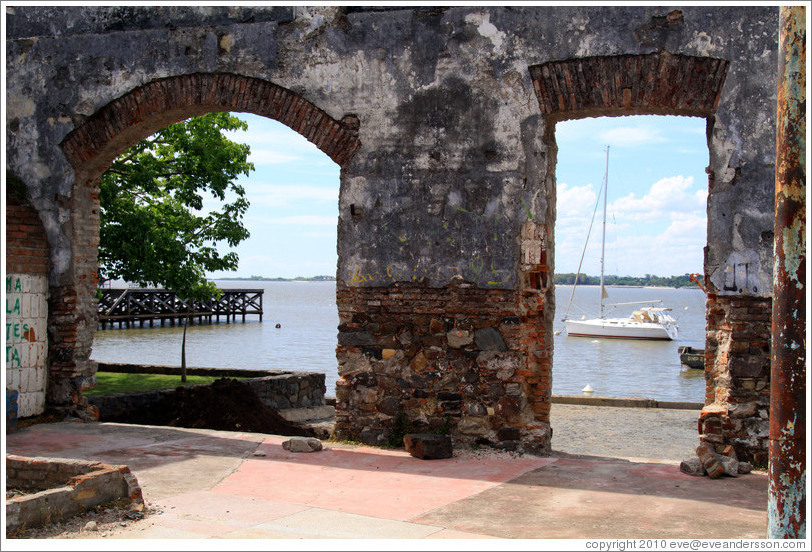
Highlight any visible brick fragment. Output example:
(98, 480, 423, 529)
(696, 443, 725, 479)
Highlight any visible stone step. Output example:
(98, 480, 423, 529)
(304, 420, 336, 440)
(277, 405, 335, 423)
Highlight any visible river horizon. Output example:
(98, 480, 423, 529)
(91, 280, 708, 403)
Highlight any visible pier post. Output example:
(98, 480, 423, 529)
(96, 289, 263, 329)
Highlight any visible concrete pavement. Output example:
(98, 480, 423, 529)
(4, 408, 769, 542)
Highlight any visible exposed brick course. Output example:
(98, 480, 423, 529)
(5, 195, 50, 274)
(61, 73, 361, 172)
(530, 52, 729, 121)
(334, 280, 551, 454)
(700, 293, 771, 465)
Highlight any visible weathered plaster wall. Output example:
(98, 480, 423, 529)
(5, 5, 779, 456)
(5, 5, 779, 291)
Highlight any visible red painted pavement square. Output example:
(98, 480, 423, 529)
(212, 437, 554, 521)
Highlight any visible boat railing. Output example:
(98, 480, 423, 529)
(607, 300, 664, 307)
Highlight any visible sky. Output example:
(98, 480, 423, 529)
(206, 112, 709, 280)
(554, 115, 709, 278)
(206, 113, 342, 280)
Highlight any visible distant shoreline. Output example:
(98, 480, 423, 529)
(213, 275, 700, 288)
(212, 277, 336, 282)
(211, 278, 699, 291)
(557, 284, 697, 290)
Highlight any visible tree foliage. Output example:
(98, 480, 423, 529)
(98, 112, 254, 301)
(555, 273, 700, 288)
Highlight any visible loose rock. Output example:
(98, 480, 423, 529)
(721, 445, 738, 461)
(404, 433, 453, 460)
(696, 443, 725, 479)
(719, 455, 740, 477)
(282, 437, 323, 453)
(690, 443, 754, 477)
(679, 456, 705, 477)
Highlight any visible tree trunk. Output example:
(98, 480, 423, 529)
(181, 308, 189, 383)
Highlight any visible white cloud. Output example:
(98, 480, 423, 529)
(557, 174, 707, 230)
(555, 181, 606, 274)
(660, 213, 707, 242)
(598, 209, 705, 274)
(556, 176, 707, 277)
(555, 184, 597, 236)
(605, 227, 705, 276)
(557, 182, 598, 214)
(610, 175, 706, 222)
(228, 118, 339, 168)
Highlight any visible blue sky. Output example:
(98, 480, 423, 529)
(554, 115, 709, 278)
(207, 113, 709, 280)
(207, 113, 342, 279)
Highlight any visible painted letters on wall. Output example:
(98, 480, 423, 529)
(6, 274, 48, 417)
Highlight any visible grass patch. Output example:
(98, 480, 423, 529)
(84, 372, 242, 396)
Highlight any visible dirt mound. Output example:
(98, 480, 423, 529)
(131, 378, 316, 437)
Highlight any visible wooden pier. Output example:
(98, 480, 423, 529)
(98, 288, 263, 329)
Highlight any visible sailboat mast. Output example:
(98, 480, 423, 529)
(599, 146, 609, 319)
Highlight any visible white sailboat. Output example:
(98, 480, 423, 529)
(562, 146, 679, 341)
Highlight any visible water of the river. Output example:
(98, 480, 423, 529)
(91, 280, 708, 402)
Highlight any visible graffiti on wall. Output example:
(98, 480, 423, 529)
(5, 274, 48, 417)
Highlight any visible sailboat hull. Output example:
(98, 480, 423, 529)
(565, 318, 677, 340)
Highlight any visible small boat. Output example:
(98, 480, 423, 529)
(679, 346, 705, 369)
(562, 146, 679, 341)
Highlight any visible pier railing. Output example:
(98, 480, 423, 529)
(98, 288, 263, 328)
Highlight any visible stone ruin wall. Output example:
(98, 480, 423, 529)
(4, 6, 779, 460)
(702, 294, 773, 466)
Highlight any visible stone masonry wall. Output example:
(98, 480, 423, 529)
(6, 455, 143, 532)
(334, 280, 551, 454)
(5, 193, 50, 418)
(700, 293, 772, 466)
(5, 6, 781, 458)
(88, 364, 326, 422)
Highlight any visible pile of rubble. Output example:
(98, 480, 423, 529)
(680, 443, 753, 478)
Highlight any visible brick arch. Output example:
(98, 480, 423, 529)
(527, 53, 769, 461)
(61, 73, 361, 173)
(529, 52, 729, 121)
(50, 73, 360, 417)
(523, 52, 729, 433)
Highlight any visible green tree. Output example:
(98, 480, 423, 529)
(99, 112, 254, 381)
